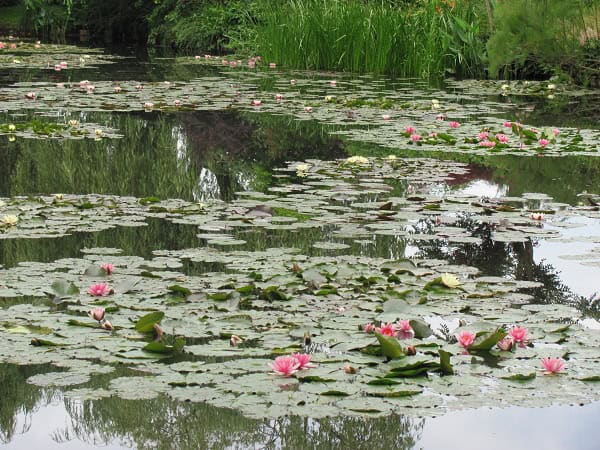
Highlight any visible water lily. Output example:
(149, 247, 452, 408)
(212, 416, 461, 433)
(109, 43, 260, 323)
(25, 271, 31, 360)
(410, 134, 421, 142)
(304, 106, 313, 113)
(344, 365, 357, 374)
(101, 320, 113, 331)
(496, 133, 509, 143)
(101, 263, 114, 275)
(54, 64, 61, 72)
(457, 330, 476, 349)
(547, 83, 556, 90)
(325, 95, 334, 102)
(296, 163, 310, 176)
(395, 320, 414, 339)
(364, 323, 376, 333)
(291, 353, 316, 369)
(86, 85, 95, 93)
(290, 79, 296, 85)
(269, 62, 276, 69)
(538, 138, 549, 147)
(79, 80, 89, 88)
(230, 335, 243, 346)
(346, 155, 369, 165)
(174, 99, 182, 106)
(497, 336, 514, 351)
(382, 114, 390, 120)
(269, 356, 300, 376)
(541, 357, 566, 374)
(2, 215, 18, 226)
(477, 131, 489, 141)
(8, 124, 15, 132)
(376, 322, 396, 336)
(54, 193, 63, 200)
(501, 84, 510, 91)
(431, 99, 440, 109)
(387, 154, 397, 160)
(509, 326, 529, 344)
(88, 282, 110, 297)
(135, 84, 143, 90)
(143, 102, 154, 109)
(251, 99, 262, 106)
(530, 212, 545, 221)
(436, 114, 445, 120)
(114, 86, 122, 93)
(441, 273, 461, 288)
(276, 94, 283, 101)
(329, 80, 337, 86)
(503, 121, 512, 128)
(552, 128, 560, 136)
(429, 132, 438, 138)
(68, 120, 78, 127)
(95, 129, 103, 137)
(404, 126, 416, 134)
(479, 140, 496, 148)
(449, 121, 460, 128)
(88, 307, 105, 322)
(25, 92, 36, 100)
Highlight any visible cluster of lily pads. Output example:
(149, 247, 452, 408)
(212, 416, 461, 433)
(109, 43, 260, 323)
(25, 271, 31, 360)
(1, 156, 599, 419)
(0, 119, 120, 140)
(0, 60, 598, 154)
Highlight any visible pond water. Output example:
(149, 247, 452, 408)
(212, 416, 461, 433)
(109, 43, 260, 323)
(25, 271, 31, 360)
(1, 43, 600, 448)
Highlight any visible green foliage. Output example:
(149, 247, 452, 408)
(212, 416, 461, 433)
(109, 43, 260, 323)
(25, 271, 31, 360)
(147, 0, 258, 54)
(254, 0, 486, 78)
(487, 0, 600, 84)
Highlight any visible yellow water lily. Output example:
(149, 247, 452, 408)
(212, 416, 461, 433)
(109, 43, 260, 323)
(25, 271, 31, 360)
(440, 273, 461, 289)
(2, 214, 19, 227)
(68, 120, 78, 127)
(8, 124, 15, 131)
(387, 154, 397, 160)
(296, 163, 310, 177)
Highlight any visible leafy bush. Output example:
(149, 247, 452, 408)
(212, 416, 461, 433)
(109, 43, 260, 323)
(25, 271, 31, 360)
(487, 0, 600, 84)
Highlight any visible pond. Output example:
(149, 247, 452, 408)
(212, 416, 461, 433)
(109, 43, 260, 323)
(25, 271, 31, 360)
(1, 42, 600, 449)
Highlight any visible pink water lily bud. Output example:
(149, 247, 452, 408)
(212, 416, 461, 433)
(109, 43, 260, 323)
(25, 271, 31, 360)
(114, 85, 121, 93)
(503, 121, 512, 128)
(230, 335, 243, 347)
(88, 282, 110, 297)
(54, 64, 61, 72)
(101, 263, 114, 275)
(86, 85, 95, 93)
(364, 323, 376, 334)
(457, 330, 476, 349)
(252, 100, 262, 106)
(509, 326, 529, 344)
(404, 126, 416, 134)
(25, 92, 36, 100)
(344, 365, 357, 374)
(276, 94, 283, 101)
(269, 356, 300, 376)
(88, 307, 106, 322)
(291, 353, 316, 369)
(101, 320, 114, 331)
(449, 121, 460, 128)
(497, 336, 514, 351)
(541, 357, 566, 374)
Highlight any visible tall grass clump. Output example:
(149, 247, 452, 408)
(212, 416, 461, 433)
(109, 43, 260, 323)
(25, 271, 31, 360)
(255, 0, 486, 78)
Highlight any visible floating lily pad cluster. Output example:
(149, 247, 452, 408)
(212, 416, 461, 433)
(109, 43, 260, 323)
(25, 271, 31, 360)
(0, 65, 598, 154)
(1, 156, 599, 419)
(0, 119, 121, 140)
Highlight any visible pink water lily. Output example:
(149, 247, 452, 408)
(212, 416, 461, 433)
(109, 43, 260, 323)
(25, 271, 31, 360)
(382, 114, 390, 120)
(404, 126, 416, 134)
(329, 80, 337, 86)
(376, 322, 396, 336)
(457, 330, 476, 349)
(395, 320, 414, 339)
(449, 121, 460, 128)
(509, 326, 529, 344)
(503, 121, 512, 128)
(478, 131, 489, 141)
(269, 356, 300, 376)
(496, 133, 509, 143)
(174, 99, 182, 106)
(25, 92, 36, 100)
(252, 100, 262, 106)
(275, 94, 283, 101)
(436, 114, 445, 120)
(88, 307, 106, 322)
(291, 353, 316, 369)
(541, 357, 566, 374)
(539, 138, 549, 147)
(269, 62, 276, 69)
(497, 336, 514, 351)
(101, 263, 114, 275)
(88, 282, 110, 297)
(479, 140, 496, 148)
(429, 132, 438, 138)
(552, 128, 561, 136)
(410, 134, 421, 142)
(364, 323, 376, 334)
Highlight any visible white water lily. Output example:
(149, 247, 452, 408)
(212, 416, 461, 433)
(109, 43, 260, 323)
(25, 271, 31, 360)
(387, 154, 397, 160)
(325, 95, 334, 102)
(440, 273, 461, 289)
(94, 129, 103, 137)
(2, 214, 19, 227)
(346, 155, 369, 165)
(501, 84, 510, 90)
(68, 120, 78, 127)
(296, 163, 310, 177)
(55, 193, 64, 200)
(8, 124, 15, 131)
(547, 83, 556, 90)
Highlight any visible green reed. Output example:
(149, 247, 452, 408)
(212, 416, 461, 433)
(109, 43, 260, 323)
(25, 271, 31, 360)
(255, 0, 485, 78)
